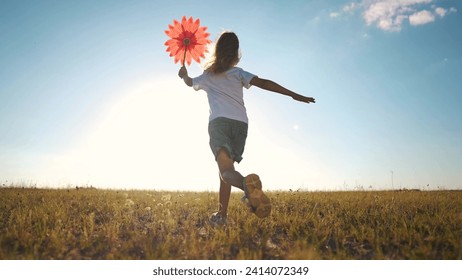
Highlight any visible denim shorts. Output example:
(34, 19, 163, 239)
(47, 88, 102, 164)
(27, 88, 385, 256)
(208, 117, 248, 163)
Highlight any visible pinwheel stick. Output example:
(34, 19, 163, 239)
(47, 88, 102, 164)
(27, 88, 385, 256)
(182, 38, 191, 66)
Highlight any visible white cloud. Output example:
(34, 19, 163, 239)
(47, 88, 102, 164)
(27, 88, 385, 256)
(343, 3, 358, 13)
(435, 7, 447, 17)
(329, 1, 456, 32)
(361, 0, 459, 31)
(362, 0, 432, 31)
(329, 3, 357, 19)
(330, 12, 340, 18)
(409, 10, 435, 26)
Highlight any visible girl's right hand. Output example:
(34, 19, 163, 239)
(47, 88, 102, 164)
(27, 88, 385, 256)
(178, 66, 188, 79)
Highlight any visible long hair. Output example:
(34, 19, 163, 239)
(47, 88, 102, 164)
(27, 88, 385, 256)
(205, 32, 240, 74)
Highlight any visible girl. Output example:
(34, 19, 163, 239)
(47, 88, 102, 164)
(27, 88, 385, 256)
(178, 32, 315, 225)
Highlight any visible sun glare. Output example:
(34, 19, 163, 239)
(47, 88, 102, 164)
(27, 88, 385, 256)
(40, 78, 216, 190)
(38, 77, 326, 191)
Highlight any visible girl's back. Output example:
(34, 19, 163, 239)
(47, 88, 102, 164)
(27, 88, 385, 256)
(192, 67, 256, 123)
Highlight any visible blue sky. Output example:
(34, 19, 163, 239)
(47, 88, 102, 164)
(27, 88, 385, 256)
(1, 0, 461, 191)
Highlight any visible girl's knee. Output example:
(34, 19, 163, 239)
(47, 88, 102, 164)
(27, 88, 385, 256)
(220, 170, 243, 189)
(220, 170, 233, 184)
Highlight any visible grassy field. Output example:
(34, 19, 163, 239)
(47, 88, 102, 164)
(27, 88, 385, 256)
(0, 187, 461, 260)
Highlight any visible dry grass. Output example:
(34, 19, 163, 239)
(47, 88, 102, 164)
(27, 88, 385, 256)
(1, 187, 461, 259)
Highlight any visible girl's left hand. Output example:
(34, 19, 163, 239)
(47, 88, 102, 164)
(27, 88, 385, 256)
(293, 94, 316, 104)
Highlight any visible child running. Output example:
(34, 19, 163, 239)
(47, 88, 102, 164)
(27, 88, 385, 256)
(178, 32, 315, 225)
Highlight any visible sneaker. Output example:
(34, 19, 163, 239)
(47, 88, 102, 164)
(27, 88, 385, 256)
(209, 212, 227, 226)
(242, 174, 271, 218)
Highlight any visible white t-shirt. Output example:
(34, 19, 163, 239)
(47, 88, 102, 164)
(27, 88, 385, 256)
(192, 67, 256, 123)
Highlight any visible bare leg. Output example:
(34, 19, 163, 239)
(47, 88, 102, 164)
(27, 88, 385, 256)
(218, 176, 231, 217)
(215, 148, 245, 216)
(213, 148, 270, 218)
(216, 148, 244, 190)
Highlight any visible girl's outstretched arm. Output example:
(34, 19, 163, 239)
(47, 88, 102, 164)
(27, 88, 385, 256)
(178, 66, 193, 87)
(250, 77, 315, 104)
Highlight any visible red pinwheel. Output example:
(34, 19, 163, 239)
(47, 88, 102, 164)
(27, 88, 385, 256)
(164, 16, 211, 66)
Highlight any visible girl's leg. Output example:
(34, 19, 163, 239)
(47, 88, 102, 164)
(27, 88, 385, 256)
(218, 176, 231, 217)
(216, 148, 244, 190)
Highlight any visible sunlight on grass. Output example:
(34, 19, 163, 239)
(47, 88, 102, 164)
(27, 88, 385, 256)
(0, 187, 461, 259)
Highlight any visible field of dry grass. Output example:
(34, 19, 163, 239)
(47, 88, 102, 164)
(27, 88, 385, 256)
(1, 187, 461, 259)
